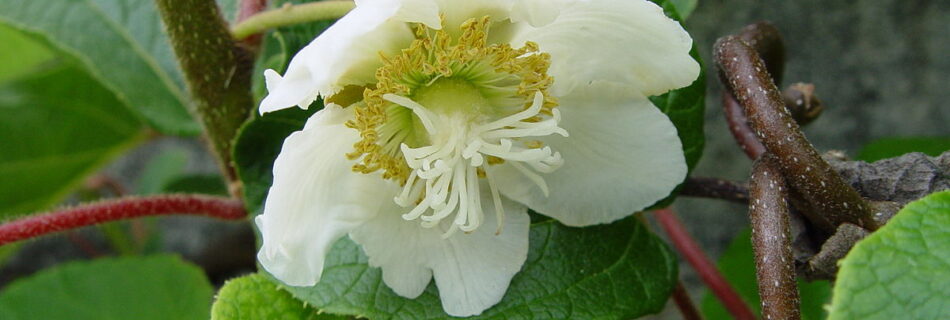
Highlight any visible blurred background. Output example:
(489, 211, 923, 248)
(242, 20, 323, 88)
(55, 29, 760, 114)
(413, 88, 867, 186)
(0, 0, 946, 318)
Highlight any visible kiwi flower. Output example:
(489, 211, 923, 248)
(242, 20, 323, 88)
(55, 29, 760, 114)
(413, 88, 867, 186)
(255, 0, 698, 316)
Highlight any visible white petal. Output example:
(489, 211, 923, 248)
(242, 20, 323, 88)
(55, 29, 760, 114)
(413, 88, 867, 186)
(349, 189, 530, 317)
(492, 82, 687, 226)
(260, 0, 440, 113)
(257, 104, 400, 286)
(509, 0, 572, 27)
(434, 0, 514, 28)
(509, 0, 699, 97)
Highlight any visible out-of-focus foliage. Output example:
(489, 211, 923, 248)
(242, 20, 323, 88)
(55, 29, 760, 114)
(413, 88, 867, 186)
(0, 255, 213, 320)
(0, 28, 144, 217)
(856, 137, 950, 162)
(0, 0, 198, 134)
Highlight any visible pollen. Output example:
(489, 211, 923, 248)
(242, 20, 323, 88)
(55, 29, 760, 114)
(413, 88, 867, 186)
(343, 15, 558, 183)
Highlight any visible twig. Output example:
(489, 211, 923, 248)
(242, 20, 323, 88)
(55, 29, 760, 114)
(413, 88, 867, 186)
(231, 1, 355, 39)
(714, 34, 878, 232)
(681, 177, 749, 204)
(654, 208, 756, 320)
(750, 154, 801, 320)
(672, 281, 704, 320)
(0, 195, 246, 246)
(154, 0, 255, 198)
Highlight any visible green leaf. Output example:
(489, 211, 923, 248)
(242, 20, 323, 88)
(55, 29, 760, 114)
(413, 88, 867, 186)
(0, 64, 144, 217)
(668, 0, 698, 19)
(828, 190, 950, 320)
(0, 25, 54, 84)
(0, 255, 213, 320)
(701, 229, 832, 320)
(212, 273, 346, 320)
(856, 136, 950, 162)
(0, 0, 198, 134)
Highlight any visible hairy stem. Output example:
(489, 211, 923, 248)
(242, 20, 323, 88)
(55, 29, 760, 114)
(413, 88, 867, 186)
(155, 0, 255, 197)
(654, 208, 756, 320)
(231, 1, 356, 39)
(681, 177, 750, 204)
(714, 35, 878, 232)
(672, 281, 704, 320)
(0, 195, 246, 246)
(750, 154, 802, 320)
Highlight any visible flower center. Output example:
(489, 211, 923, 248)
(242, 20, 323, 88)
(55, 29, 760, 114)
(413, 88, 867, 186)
(340, 16, 567, 236)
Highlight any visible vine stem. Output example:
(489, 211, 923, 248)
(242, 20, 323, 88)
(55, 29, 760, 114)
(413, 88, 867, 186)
(0, 195, 246, 246)
(231, 1, 356, 39)
(750, 155, 802, 320)
(714, 32, 878, 232)
(654, 208, 756, 320)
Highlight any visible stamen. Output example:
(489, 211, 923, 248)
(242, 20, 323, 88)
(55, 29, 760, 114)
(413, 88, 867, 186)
(383, 94, 439, 135)
(344, 15, 568, 236)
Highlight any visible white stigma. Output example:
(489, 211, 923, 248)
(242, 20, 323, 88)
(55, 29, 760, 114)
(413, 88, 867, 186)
(386, 92, 567, 237)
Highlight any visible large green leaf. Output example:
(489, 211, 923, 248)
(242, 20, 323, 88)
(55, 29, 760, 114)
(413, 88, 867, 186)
(0, 255, 214, 320)
(700, 229, 832, 320)
(856, 137, 950, 162)
(827, 190, 950, 319)
(0, 63, 144, 217)
(0, 24, 54, 84)
(0, 0, 198, 134)
(212, 273, 345, 320)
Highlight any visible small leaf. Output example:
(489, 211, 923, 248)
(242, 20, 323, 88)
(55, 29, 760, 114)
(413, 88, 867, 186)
(212, 273, 346, 320)
(827, 190, 950, 320)
(701, 229, 831, 320)
(0, 255, 213, 320)
(856, 136, 950, 162)
(0, 0, 199, 134)
(0, 63, 144, 217)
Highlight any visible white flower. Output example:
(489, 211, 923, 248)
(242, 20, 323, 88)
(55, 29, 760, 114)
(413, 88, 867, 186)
(255, 0, 699, 316)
